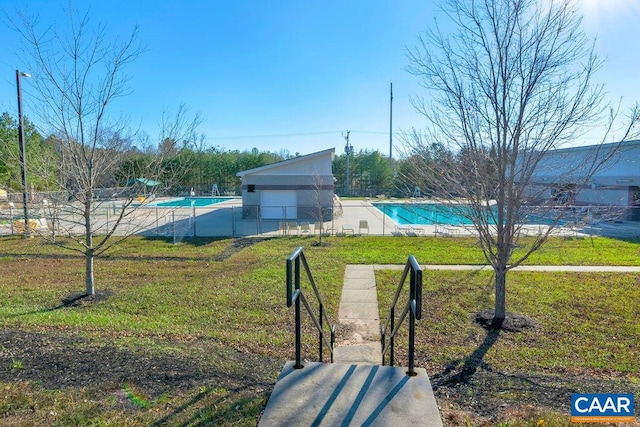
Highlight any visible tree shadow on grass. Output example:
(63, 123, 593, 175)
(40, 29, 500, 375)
(431, 318, 503, 388)
(60, 289, 114, 307)
(6, 290, 114, 318)
(431, 310, 537, 388)
(141, 235, 229, 247)
(150, 383, 271, 426)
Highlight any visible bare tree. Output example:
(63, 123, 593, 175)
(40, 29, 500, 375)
(308, 166, 333, 245)
(10, 9, 201, 296)
(405, 0, 640, 324)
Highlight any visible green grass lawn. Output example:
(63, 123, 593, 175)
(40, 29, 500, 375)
(0, 234, 638, 426)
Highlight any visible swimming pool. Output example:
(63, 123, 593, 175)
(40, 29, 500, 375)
(372, 203, 561, 226)
(150, 197, 233, 207)
(373, 203, 475, 225)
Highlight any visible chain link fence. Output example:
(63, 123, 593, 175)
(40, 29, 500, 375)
(1, 196, 638, 240)
(0, 200, 342, 240)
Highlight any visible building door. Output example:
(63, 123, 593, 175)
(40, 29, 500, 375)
(260, 190, 297, 219)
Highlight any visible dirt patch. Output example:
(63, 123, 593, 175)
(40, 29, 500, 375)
(0, 328, 280, 398)
(61, 290, 114, 307)
(212, 237, 273, 261)
(432, 366, 640, 423)
(1, 325, 638, 425)
(474, 309, 539, 332)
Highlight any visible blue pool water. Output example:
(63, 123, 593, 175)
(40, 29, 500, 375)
(373, 203, 474, 225)
(372, 203, 560, 226)
(150, 197, 232, 207)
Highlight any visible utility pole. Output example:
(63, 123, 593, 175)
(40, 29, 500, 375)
(389, 82, 393, 167)
(16, 70, 31, 238)
(343, 130, 352, 196)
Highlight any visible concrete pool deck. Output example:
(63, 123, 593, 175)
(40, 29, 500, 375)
(137, 198, 639, 239)
(227, 198, 639, 239)
(3, 197, 637, 238)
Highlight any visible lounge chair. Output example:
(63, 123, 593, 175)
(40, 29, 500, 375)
(325, 227, 337, 236)
(287, 221, 299, 235)
(358, 220, 370, 235)
(338, 224, 355, 236)
(315, 221, 331, 236)
(395, 225, 424, 237)
(408, 225, 425, 236)
(436, 226, 459, 237)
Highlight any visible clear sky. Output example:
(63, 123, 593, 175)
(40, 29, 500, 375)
(0, 0, 638, 157)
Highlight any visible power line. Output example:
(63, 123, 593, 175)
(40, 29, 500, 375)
(349, 130, 388, 135)
(205, 130, 387, 140)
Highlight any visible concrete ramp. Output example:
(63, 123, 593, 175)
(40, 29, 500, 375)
(259, 361, 443, 426)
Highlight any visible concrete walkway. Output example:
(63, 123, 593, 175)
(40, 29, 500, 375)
(334, 265, 382, 364)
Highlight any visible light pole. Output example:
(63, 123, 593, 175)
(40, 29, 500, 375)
(343, 130, 353, 196)
(16, 70, 31, 238)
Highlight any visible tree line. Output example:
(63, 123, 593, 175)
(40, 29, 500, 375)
(1, 113, 464, 199)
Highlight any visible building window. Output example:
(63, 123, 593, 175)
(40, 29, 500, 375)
(248, 184, 256, 193)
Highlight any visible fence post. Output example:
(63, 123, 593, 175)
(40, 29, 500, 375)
(172, 211, 176, 244)
(231, 206, 236, 237)
(382, 204, 386, 236)
(191, 201, 196, 237)
(257, 205, 261, 235)
(9, 205, 14, 235)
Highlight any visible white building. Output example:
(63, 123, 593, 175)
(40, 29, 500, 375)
(527, 140, 640, 220)
(236, 148, 335, 220)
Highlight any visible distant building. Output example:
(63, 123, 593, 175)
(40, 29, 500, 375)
(236, 148, 335, 220)
(526, 140, 640, 220)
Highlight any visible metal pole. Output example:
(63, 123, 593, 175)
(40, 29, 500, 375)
(257, 205, 261, 236)
(9, 204, 14, 235)
(389, 82, 393, 166)
(294, 256, 303, 369)
(172, 211, 176, 244)
(382, 204, 386, 236)
(344, 130, 351, 196)
(16, 70, 31, 238)
(192, 201, 196, 237)
(408, 271, 416, 376)
(390, 307, 395, 366)
(409, 304, 416, 375)
(232, 206, 236, 237)
(319, 301, 324, 363)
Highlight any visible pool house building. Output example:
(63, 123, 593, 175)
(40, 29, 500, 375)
(236, 148, 336, 221)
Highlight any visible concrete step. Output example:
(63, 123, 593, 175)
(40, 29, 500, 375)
(259, 361, 443, 426)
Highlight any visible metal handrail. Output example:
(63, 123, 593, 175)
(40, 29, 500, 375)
(287, 247, 336, 369)
(380, 255, 422, 376)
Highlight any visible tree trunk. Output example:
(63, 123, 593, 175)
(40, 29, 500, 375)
(85, 203, 95, 295)
(85, 249, 95, 295)
(494, 268, 507, 320)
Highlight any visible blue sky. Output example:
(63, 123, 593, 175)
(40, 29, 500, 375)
(0, 0, 638, 157)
